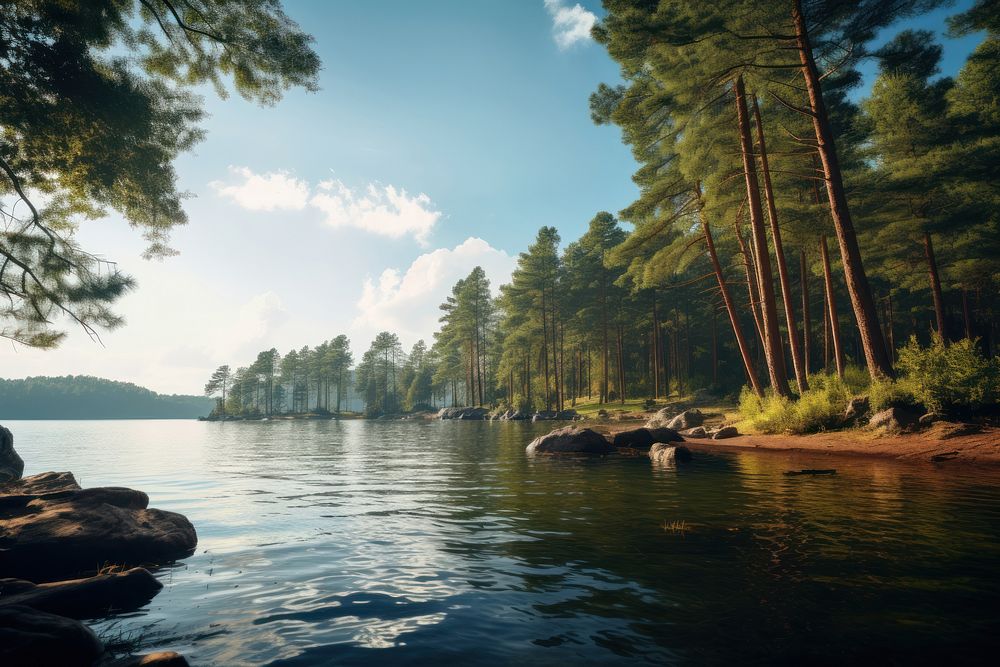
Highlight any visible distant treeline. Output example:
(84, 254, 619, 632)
(0, 376, 214, 419)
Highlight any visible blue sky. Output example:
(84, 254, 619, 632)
(3, 0, 984, 394)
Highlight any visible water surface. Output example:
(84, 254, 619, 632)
(11, 420, 1000, 665)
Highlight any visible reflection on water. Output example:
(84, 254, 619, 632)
(12, 420, 1000, 665)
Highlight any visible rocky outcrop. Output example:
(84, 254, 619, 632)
(843, 397, 870, 425)
(0, 605, 103, 667)
(666, 409, 705, 430)
(0, 472, 197, 582)
(0, 425, 24, 484)
(649, 444, 693, 465)
(0, 567, 162, 619)
(611, 427, 683, 449)
(437, 407, 488, 420)
(645, 408, 674, 429)
(493, 409, 529, 421)
(868, 407, 920, 431)
(681, 426, 707, 438)
(526, 427, 614, 455)
(711, 426, 739, 440)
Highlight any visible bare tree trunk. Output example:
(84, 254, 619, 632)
(792, 0, 893, 379)
(753, 95, 808, 393)
(962, 288, 972, 340)
(616, 324, 626, 404)
(652, 297, 661, 399)
(800, 250, 812, 374)
(541, 291, 551, 410)
(820, 235, 845, 377)
(924, 232, 948, 342)
(735, 209, 766, 349)
(735, 75, 791, 397)
(699, 186, 763, 395)
(601, 281, 609, 404)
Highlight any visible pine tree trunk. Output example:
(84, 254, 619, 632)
(924, 232, 948, 342)
(820, 235, 845, 377)
(699, 186, 763, 395)
(652, 298, 660, 399)
(601, 282, 609, 404)
(617, 324, 625, 404)
(752, 95, 808, 393)
(735, 75, 791, 397)
(962, 288, 972, 339)
(541, 291, 551, 410)
(735, 206, 766, 350)
(792, 0, 894, 379)
(800, 250, 812, 374)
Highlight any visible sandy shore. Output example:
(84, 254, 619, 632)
(605, 421, 1000, 466)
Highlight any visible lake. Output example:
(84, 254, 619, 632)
(9, 419, 1000, 665)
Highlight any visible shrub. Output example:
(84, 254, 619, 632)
(739, 375, 852, 434)
(869, 378, 919, 412)
(895, 335, 999, 414)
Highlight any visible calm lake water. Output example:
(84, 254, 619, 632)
(9, 419, 1000, 665)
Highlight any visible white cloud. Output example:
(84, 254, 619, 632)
(544, 0, 596, 49)
(210, 166, 310, 211)
(351, 237, 516, 348)
(310, 180, 440, 247)
(211, 167, 442, 246)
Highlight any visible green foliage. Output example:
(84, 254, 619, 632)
(739, 375, 853, 434)
(895, 336, 1000, 413)
(1, 0, 319, 347)
(868, 378, 918, 412)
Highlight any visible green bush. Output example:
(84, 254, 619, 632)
(895, 335, 999, 414)
(868, 378, 919, 412)
(739, 375, 852, 434)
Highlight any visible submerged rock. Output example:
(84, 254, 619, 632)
(0, 472, 197, 582)
(868, 407, 920, 431)
(612, 427, 683, 449)
(0, 567, 162, 619)
(0, 605, 103, 667)
(526, 427, 614, 455)
(648, 444, 693, 464)
(666, 409, 705, 431)
(0, 425, 24, 484)
(103, 652, 191, 667)
(711, 426, 739, 440)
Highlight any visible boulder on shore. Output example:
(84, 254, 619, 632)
(649, 444, 692, 465)
(0, 472, 197, 582)
(0, 605, 103, 667)
(526, 427, 614, 455)
(681, 426, 708, 438)
(612, 427, 684, 449)
(666, 409, 705, 431)
(0, 567, 162, 619)
(645, 407, 675, 429)
(0, 425, 24, 484)
(711, 426, 739, 440)
(843, 396, 871, 425)
(437, 407, 488, 420)
(868, 407, 920, 431)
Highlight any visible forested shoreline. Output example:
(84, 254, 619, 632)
(0, 376, 212, 420)
(207, 0, 998, 430)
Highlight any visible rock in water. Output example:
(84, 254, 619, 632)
(649, 444, 692, 464)
(0, 472, 197, 582)
(0, 425, 24, 484)
(526, 427, 614, 455)
(0, 567, 162, 619)
(666, 409, 705, 430)
(0, 605, 103, 667)
(868, 407, 919, 431)
(711, 426, 739, 440)
(612, 427, 683, 449)
(437, 407, 488, 420)
(103, 652, 191, 667)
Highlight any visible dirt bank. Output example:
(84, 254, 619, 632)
(605, 421, 1000, 466)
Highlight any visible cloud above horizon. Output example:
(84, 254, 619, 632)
(544, 0, 596, 49)
(210, 167, 309, 211)
(351, 237, 516, 349)
(210, 167, 441, 245)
